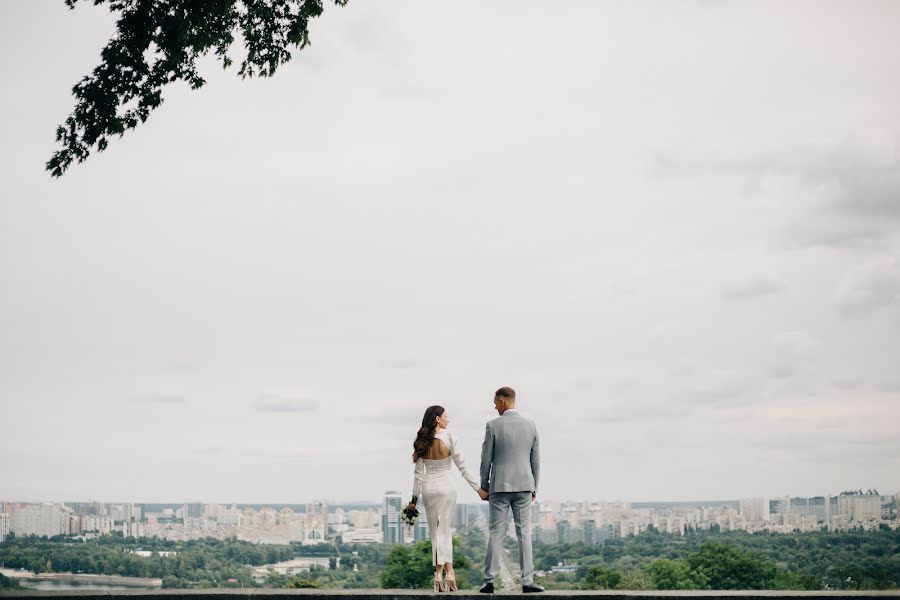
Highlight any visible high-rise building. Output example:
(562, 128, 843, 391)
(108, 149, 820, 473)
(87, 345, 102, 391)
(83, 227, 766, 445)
(124, 517, 144, 538)
(413, 511, 429, 542)
(533, 524, 558, 544)
(454, 504, 471, 530)
(557, 520, 582, 543)
(10, 503, 72, 537)
(836, 490, 881, 523)
(769, 496, 789, 515)
(594, 522, 617, 544)
(306, 500, 328, 530)
(222, 504, 242, 526)
(538, 504, 556, 529)
(582, 519, 596, 544)
(351, 509, 377, 529)
(0, 513, 9, 542)
(809, 496, 829, 522)
(109, 503, 139, 522)
(183, 503, 204, 520)
(383, 491, 403, 544)
(67, 501, 107, 518)
(739, 498, 770, 523)
(82, 515, 114, 534)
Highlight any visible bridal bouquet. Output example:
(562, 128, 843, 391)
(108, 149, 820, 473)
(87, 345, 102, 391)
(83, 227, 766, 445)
(401, 503, 419, 526)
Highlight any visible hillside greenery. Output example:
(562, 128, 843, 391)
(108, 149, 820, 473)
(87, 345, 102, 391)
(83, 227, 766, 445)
(1, 527, 898, 590)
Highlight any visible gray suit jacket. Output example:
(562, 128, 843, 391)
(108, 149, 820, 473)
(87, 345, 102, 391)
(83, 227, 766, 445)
(480, 410, 540, 494)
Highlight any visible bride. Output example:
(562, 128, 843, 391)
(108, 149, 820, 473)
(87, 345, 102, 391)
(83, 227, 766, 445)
(408, 405, 488, 592)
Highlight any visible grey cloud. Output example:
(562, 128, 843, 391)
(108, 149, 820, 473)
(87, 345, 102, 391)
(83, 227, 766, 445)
(766, 332, 819, 379)
(651, 130, 900, 246)
(788, 216, 888, 250)
(592, 370, 759, 423)
(834, 255, 900, 319)
(377, 79, 436, 104)
(752, 429, 900, 462)
(600, 376, 641, 395)
(347, 411, 416, 429)
(380, 357, 424, 369)
(186, 441, 233, 456)
(590, 397, 685, 423)
(832, 379, 863, 390)
(334, 3, 408, 59)
(241, 445, 316, 464)
(720, 272, 786, 300)
(811, 130, 900, 218)
(158, 362, 201, 374)
(641, 321, 682, 345)
(670, 370, 758, 408)
(878, 381, 900, 394)
(253, 394, 319, 413)
(132, 393, 188, 405)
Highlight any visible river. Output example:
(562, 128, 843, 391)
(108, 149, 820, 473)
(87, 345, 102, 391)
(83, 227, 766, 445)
(1, 571, 161, 591)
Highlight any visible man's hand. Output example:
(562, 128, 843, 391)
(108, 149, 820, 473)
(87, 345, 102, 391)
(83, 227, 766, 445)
(478, 488, 489, 501)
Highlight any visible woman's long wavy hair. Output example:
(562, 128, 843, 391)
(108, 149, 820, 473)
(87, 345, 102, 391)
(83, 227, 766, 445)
(412, 405, 445, 462)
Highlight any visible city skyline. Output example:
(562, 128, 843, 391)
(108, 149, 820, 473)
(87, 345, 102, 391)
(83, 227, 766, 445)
(2, 1, 900, 503)
(3, 489, 897, 546)
(2, 487, 897, 507)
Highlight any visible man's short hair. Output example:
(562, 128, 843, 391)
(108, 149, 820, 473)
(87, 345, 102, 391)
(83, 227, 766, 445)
(495, 387, 516, 400)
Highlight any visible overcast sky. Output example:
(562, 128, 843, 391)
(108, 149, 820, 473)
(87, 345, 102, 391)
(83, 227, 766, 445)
(1, 1, 899, 506)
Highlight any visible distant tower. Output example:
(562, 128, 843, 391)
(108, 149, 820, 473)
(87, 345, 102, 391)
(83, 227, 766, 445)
(382, 491, 403, 544)
(306, 500, 328, 529)
(738, 498, 770, 523)
(0, 513, 9, 543)
(454, 503, 470, 529)
(413, 511, 429, 542)
(183, 503, 204, 519)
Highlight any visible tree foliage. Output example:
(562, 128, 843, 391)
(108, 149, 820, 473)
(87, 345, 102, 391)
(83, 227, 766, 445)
(3, 528, 898, 590)
(47, 0, 348, 177)
(533, 528, 900, 591)
(380, 537, 472, 589)
(646, 557, 707, 590)
(578, 563, 622, 590)
(686, 541, 778, 589)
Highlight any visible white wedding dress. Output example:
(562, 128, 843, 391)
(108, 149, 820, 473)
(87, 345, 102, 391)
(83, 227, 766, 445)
(412, 430, 480, 565)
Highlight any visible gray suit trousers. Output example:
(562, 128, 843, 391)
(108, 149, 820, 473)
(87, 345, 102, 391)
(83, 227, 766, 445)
(483, 491, 534, 586)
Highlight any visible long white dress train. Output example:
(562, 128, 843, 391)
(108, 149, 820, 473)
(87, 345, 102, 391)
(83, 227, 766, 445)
(412, 430, 480, 565)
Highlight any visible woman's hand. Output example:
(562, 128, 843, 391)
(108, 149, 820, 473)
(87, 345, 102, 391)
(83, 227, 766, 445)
(477, 488, 489, 501)
(406, 502, 417, 511)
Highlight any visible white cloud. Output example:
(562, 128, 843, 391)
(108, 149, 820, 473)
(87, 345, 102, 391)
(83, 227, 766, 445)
(651, 129, 900, 248)
(131, 393, 188, 405)
(766, 332, 820, 379)
(720, 272, 786, 300)
(253, 394, 319, 413)
(835, 255, 900, 319)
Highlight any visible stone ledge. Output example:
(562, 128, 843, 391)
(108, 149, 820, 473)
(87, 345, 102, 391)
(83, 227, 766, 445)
(2, 591, 899, 599)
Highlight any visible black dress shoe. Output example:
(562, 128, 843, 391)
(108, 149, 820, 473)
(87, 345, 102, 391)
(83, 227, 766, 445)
(522, 584, 545, 593)
(479, 582, 494, 594)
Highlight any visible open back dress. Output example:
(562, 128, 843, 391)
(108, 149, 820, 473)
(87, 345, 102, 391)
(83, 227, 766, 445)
(412, 430, 480, 565)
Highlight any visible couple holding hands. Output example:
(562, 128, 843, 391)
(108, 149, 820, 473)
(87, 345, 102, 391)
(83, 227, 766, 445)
(407, 386, 544, 594)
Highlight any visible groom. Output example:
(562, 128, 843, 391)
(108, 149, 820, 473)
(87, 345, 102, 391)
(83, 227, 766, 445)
(479, 387, 544, 594)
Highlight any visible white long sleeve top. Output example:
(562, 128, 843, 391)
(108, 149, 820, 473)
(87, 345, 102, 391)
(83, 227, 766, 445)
(412, 430, 481, 498)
